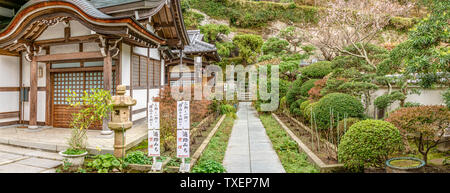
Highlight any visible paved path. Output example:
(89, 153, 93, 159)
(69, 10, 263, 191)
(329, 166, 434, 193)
(223, 102, 285, 173)
(0, 144, 61, 173)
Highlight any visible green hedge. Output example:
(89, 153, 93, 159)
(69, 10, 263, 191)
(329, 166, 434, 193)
(290, 98, 306, 116)
(312, 93, 364, 130)
(338, 120, 404, 172)
(299, 79, 318, 97)
(286, 78, 304, 106)
(300, 61, 332, 79)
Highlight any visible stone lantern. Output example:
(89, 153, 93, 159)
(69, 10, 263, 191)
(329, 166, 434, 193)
(108, 85, 136, 158)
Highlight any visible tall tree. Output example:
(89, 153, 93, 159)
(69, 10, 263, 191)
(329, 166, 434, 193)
(310, 0, 413, 65)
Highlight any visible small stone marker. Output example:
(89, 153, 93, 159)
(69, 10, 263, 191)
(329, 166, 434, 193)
(179, 162, 190, 173)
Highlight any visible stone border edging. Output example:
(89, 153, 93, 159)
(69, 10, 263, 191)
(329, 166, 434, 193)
(189, 114, 227, 171)
(272, 113, 344, 172)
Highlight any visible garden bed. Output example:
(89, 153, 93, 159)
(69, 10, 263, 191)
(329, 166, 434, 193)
(272, 113, 344, 172)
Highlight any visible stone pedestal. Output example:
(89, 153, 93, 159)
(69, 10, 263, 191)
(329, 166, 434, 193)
(108, 85, 136, 158)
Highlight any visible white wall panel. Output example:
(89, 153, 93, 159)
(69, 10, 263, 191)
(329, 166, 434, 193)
(36, 22, 65, 40)
(121, 43, 131, 86)
(0, 55, 19, 87)
(70, 20, 91, 37)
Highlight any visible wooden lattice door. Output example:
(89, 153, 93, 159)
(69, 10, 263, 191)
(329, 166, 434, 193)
(52, 71, 116, 129)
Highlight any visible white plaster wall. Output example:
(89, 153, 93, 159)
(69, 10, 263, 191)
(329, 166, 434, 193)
(22, 91, 46, 122)
(83, 42, 100, 52)
(70, 20, 91, 37)
(368, 87, 446, 118)
(0, 55, 19, 87)
(161, 59, 165, 86)
(0, 92, 19, 113)
(36, 22, 65, 41)
(133, 46, 148, 56)
(50, 44, 79, 55)
(21, 54, 46, 87)
(132, 89, 148, 121)
(149, 48, 160, 60)
(121, 43, 131, 86)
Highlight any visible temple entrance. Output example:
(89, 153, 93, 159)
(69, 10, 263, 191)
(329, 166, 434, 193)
(51, 71, 117, 129)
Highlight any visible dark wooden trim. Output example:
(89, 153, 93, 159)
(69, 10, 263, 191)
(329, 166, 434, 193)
(0, 87, 20, 92)
(132, 108, 147, 115)
(0, 111, 20, 119)
(0, 120, 19, 127)
(20, 121, 46, 126)
(129, 46, 133, 121)
(19, 51, 23, 124)
(36, 51, 104, 62)
(29, 55, 38, 126)
(49, 66, 116, 73)
(45, 62, 51, 126)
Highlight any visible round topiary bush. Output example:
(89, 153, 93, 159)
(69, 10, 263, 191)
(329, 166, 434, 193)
(286, 78, 304, 106)
(300, 61, 332, 79)
(303, 102, 318, 121)
(338, 120, 404, 172)
(299, 100, 310, 115)
(313, 93, 364, 130)
(299, 79, 318, 97)
(290, 98, 306, 117)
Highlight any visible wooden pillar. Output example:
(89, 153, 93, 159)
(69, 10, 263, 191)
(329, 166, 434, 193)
(29, 55, 38, 129)
(102, 44, 113, 135)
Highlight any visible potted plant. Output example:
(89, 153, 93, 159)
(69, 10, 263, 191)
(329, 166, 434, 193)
(386, 157, 426, 173)
(59, 89, 113, 167)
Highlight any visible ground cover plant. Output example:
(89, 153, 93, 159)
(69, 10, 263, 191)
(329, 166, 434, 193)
(259, 114, 318, 173)
(192, 115, 236, 173)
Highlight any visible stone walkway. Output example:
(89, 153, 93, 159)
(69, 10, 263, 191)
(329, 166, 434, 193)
(0, 123, 147, 155)
(0, 144, 62, 173)
(223, 102, 285, 173)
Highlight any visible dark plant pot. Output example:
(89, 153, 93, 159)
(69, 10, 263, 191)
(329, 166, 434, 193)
(386, 157, 426, 173)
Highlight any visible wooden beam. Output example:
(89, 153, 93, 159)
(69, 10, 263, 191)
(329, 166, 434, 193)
(29, 55, 38, 128)
(0, 49, 19, 56)
(34, 35, 100, 47)
(0, 111, 19, 119)
(35, 51, 103, 62)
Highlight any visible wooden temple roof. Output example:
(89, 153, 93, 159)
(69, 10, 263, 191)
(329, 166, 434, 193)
(0, 0, 189, 54)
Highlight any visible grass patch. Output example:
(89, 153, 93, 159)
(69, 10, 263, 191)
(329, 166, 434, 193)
(259, 113, 318, 173)
(191, 115, 235, 172)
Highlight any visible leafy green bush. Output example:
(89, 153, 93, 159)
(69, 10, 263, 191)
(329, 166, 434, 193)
(338, 120, 404, 172)
(262, 37, 289, 55)
(219, 104, 236, 115)
(303, 102, 318, 121)
(299, 100, 310, 115)
(443, 89, 450, 108)
(86, 154, 126, 173)
(299, 79, 318, 97)
(403, 102, 422, 107)
(300, 61, 332, 79)
(286, 78, 304, 106)
(184, 10, 205, 29)
(313, 93, 364, 130)
(199, 24, 230, 43)
(124, 151, 152, 165)
(279, 79, 291, 98)
(374, 91, 406, 109)
(191, 160, 227, 173)
(290, 98, 306, 116)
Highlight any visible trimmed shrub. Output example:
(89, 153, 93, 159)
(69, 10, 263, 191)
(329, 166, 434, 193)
(303, 102, 318, 121)
(280, 96, 288, 112)
(300, 61, 332, 79)
(299, 100, 310, 115)
(286, 78, 304, 106)
(313, 93, 364, 130)
(290, 98, 306, 116)
(338, 120, 404, 172)
(337, 118, 361, 135)
(280, 79, 291, 98)
(219, 104, 236, 115)
(443, 89, 450, 108)
(299, 79, 318, 97)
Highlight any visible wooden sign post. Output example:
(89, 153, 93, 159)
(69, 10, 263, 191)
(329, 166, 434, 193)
(177, 101, 190, 173)
(148, 102, 162, 171)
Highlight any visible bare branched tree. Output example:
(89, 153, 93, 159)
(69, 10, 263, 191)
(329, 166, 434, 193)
(309, 0, 413, 65)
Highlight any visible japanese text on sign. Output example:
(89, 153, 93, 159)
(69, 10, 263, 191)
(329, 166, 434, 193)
(177, 101, 190, 129)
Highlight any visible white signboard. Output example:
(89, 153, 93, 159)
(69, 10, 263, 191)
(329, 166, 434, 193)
(148, 102, 160, 157)
(177, 130, 190, 158)
(148, 130, 160, 157)
(177, 101, 190, 129)
(148, 102, 160, 129)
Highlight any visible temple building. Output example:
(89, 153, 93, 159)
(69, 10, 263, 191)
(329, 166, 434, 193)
(0, 0, 218, 132)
